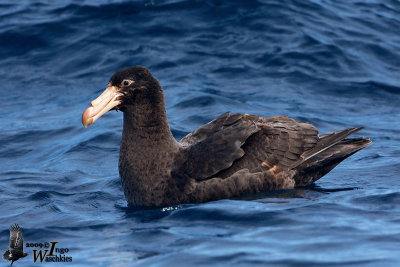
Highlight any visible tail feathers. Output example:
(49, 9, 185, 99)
(293, 137, 371, 186)
(289, 127, 364, 169)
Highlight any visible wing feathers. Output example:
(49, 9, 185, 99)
(9, 224, 24, 252)
(179, 119, 259, 180)
(178, 112, 366, 184)
(180, 112, 243, 145)
(288, 127, 364, 169)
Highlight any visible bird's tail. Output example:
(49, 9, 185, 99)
(293, 137, 371, 186)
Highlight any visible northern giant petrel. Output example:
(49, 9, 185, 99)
(82, 66, 371, 207)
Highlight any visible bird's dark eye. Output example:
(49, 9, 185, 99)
(122, 80, 134, 87)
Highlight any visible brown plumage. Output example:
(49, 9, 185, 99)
(81, 66, 371, 207)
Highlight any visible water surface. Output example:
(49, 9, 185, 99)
(0, 0, 399, 266)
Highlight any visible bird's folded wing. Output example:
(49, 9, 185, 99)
(255, 119, 320, 170)
(177, 119, 259, 180)
(178, 112, 361, 182)
(180, 112, 244, 146)
(223, 115, 363, 174)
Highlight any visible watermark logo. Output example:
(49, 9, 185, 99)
(3, 224, 72, 265)
(2, 224, 28, 266)
(29, 241, 72, 263)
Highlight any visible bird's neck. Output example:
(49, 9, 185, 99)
(119, 100, 180, 206)
(121, 101, 176, 146)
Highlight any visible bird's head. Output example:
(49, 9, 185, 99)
(81, 66, 162, 127)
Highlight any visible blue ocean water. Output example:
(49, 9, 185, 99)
(0, 0, 399, 266)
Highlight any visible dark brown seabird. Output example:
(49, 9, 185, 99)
(81, 66, 371, 207)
